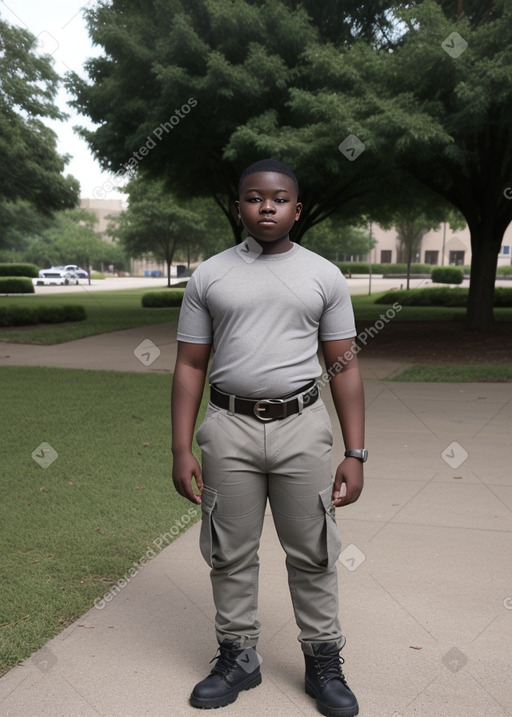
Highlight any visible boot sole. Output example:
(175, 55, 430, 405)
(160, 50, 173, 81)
(190, 671, 262, 709)
(305, 682, 359, 717)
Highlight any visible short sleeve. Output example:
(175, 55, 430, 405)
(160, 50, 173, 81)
(318, 271, 356, 341)
(176, 273, 213, 344)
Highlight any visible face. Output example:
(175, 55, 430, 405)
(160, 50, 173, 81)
(235, 171, 302, 253)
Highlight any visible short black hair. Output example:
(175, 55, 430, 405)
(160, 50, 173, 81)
(238, 159, 299, 196)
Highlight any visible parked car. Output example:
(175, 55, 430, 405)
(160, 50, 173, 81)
(35, 269, 80, 286)
(64, 265, 89, 279)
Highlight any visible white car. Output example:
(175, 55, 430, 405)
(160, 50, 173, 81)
(64, 264, 89, 279)
(35, 269, 80, 286)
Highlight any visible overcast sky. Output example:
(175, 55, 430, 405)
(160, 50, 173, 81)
(1, 0, 124, 200)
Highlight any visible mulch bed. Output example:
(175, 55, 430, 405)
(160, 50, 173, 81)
(357, 321, 512, 365)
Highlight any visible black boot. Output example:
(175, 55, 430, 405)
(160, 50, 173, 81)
(190, 640, 262, 709)
(304, 642, 359, 717)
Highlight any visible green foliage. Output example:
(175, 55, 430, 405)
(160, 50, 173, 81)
(0, 19, 79, 224)
(22, 208, 126, 271)
(141, 290, 184, 308)
(0, 277, 34, 294)
(0, 263, 38, 278)
(497, 266, 512, 276)
(113, 178, 206, 283)
(375, 287, 512, 308)
(0, 305, 86, 327)
(334, 262, 433, 275)
(431, 267, 464, 285)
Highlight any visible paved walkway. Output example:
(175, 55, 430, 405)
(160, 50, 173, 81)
(1, 325, 511, 716)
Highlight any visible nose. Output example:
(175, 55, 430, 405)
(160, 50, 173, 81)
(260, 199, 275, 214)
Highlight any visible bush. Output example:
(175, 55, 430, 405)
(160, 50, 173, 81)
(333, 262, 433, 276)
(0, 305, 87, 327)
(141, 290, 184, 308)
(0, 277, 35, 294)
(0, 263, 39, 278)
(497, 265, 512, 276)
(431, 267, 464, 284)
(374, 287, 512, 307)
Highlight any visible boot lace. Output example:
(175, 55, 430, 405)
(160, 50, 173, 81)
(210, 645, 240, 678)
(315, 653, 348, 687)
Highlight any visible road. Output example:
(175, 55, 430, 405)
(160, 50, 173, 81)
(30, 274, 501, 297)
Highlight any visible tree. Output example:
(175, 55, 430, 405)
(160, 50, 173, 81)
(66, 0, 408, 246)
(114, 178, 206, 286)
(23, 209, 125, 272)
(67, 0, 510, 329)
(353, 1, 512, 329)
(302, 219, 372, 262)
(0, 19, 79, 231)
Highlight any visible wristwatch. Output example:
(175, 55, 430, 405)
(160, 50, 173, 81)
(344, 449, 368, 463)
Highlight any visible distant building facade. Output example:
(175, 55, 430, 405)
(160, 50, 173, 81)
(80, 198, 124, 239)
(370, 222, 512, 267)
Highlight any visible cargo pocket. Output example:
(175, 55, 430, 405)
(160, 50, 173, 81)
(319, 485, 342, 569)
(199, 486, 218, 568)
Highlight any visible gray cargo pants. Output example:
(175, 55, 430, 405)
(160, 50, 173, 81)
(196, 395, 345, 655)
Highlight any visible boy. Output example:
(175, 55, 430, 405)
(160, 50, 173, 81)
(171, 159, 365, 717)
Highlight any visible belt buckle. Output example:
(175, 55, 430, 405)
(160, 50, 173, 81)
(253, 398, 285, 422)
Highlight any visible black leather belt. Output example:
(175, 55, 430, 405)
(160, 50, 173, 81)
(210, 381, 319, 422)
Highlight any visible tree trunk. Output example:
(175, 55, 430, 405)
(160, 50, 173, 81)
(466, 228, 499, 331)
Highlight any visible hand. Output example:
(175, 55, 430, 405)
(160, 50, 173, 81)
(172, 450, 203, 504)
(332, 458, 364, 507)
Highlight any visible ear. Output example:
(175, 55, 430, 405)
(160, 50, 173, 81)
(234, 200, 241, 219)
(295, 202, 303, 221)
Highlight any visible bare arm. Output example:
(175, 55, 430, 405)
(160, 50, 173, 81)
(321, 338, 365, 508)
(171, 341, 212, 504)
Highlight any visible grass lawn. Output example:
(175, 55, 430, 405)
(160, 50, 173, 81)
(391, 363, 512, 382)
(0, 287, 182, 344)
(0, 366, 207, 676)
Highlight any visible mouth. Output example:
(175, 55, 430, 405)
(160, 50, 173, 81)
(258, 218, 276, 225)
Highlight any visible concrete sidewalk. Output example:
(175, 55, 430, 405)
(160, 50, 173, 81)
(1, 326, 511, 716)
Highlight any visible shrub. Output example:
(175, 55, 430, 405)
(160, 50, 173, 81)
(0, 264, 39, 278)
(141, 290, 184, 308)
(333, 262, 433, 276)
(0, 277, 35, 294)
(374, 287, 512, 307)
(0, 305, 86, 327)
(497, 265, 512, 276)
(431, 267, 464, 285)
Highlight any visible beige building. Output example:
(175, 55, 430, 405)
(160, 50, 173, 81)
(80, 198, 124, 238)
(370, 222, 512, 267)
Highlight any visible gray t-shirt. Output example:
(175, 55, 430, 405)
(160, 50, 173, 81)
(177, 238, 356, 398)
